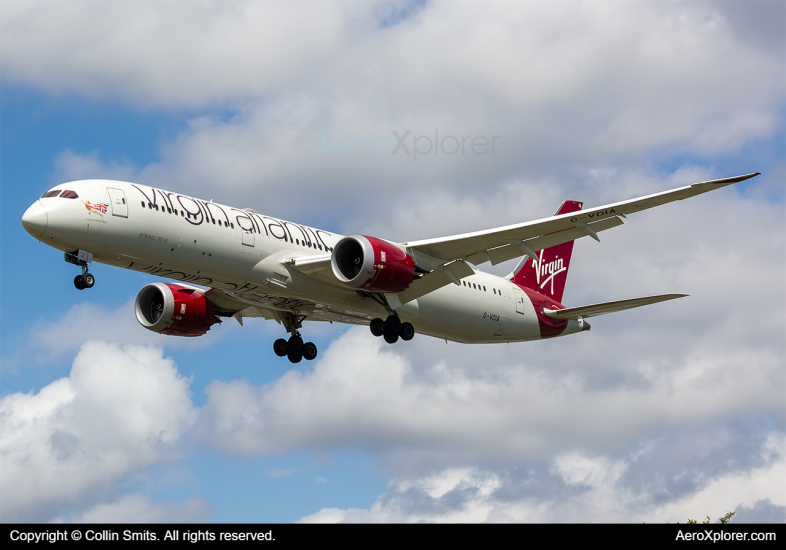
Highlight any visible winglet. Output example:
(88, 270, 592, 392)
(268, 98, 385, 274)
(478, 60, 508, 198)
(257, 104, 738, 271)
(700, 172, 760, 186)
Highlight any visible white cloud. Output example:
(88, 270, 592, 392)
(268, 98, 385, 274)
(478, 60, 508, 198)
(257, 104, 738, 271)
(54, 494, 212, 523)
(52, 149, 139, 185)
(300, 434, 786, 523)
(0, 342, 197, 522)
(26, 298, 228, 364)
(198, 322, 783, 461)
(1, 1, 354, 107)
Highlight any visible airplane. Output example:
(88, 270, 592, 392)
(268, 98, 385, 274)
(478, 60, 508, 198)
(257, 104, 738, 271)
(21, 172, 760, 363)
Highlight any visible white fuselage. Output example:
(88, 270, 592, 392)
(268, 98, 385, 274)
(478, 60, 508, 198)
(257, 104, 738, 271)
(23, 180, 583, 343)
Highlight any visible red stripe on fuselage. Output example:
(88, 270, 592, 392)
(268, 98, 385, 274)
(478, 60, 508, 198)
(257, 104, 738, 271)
(517, 284, 568, 339)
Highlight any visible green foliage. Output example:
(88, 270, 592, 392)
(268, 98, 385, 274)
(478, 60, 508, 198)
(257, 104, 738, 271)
(719, 511, 736, 524)
(680, 511, 735, 524)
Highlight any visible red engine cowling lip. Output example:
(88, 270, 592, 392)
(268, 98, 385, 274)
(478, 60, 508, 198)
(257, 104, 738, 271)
(135, 282, 216, 337)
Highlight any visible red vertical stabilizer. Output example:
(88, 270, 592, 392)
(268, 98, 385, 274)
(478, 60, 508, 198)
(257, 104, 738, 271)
(509, 200, 583, 304)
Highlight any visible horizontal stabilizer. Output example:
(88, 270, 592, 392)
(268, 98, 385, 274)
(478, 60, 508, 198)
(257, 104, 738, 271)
(542, 293, 688, 320)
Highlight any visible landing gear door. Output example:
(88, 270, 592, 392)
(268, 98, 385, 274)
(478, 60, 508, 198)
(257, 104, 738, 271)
(106, 188, 128, 218)
(513, 287, 526, 315)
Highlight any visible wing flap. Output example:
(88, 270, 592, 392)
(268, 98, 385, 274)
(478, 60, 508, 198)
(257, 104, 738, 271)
(543, 293, 688, 320)
(467, 216, 624, 266)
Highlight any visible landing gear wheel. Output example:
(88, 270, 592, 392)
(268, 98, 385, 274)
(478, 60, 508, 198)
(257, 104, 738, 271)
(74, 275, 86, 290)
(287, 349, 303, 363)
(370, 318, 385, 337)
(399, 322, 415, 341)
(303, 342, 318, 361)
(83, 273, 95, 288)
(383, 331, 399, 344)
(273, 338, 288, 357)
(288, 334, 304, 352)
(384, 315, 401, 334)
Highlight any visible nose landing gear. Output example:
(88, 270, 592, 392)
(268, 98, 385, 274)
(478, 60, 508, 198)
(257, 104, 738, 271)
(66, 250, 95, 290)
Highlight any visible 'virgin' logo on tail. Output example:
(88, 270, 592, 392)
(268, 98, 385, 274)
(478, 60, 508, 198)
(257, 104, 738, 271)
(531, 251, 566, 296)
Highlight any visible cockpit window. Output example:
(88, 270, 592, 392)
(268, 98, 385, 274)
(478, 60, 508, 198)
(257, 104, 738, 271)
(41, 190, 62, 198)
(60, 190, 79, 199)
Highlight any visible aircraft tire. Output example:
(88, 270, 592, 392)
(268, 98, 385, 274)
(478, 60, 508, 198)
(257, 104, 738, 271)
(74, 275, 86, 290)
(370, 318, 385, 337)
(399, 322, 415, 341)
(288, 335, 303, 352)
(273, 338, 288, 357)
(287, 349, 303, 363)
(383, 331, 399, 344)
(303, 342, 317, 361)
(384, 315, 401, 333)
(83, 273, 95, 288)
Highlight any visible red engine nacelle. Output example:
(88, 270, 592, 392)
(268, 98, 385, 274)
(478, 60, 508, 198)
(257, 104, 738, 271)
(135, 282, 218, 337)
(331, 235, 417, 293)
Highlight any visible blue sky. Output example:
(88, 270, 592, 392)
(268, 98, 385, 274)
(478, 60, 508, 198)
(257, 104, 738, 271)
(1, 1, 784, 523)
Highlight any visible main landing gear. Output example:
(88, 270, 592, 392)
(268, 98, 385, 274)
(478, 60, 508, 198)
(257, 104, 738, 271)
(370, 314, 414, 344)
(65, 250, 95, 290)
(273, 332, 318, 364)
(273, 312, 317, 364)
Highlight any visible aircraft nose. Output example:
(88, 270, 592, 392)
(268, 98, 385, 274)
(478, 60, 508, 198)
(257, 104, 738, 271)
(21, 201, 48, 238)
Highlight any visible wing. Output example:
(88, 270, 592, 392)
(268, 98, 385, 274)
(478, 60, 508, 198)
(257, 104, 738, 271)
(402, 173, 760, 270)
(203, 286, 375, 326)
(542, 294, 687, 320)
